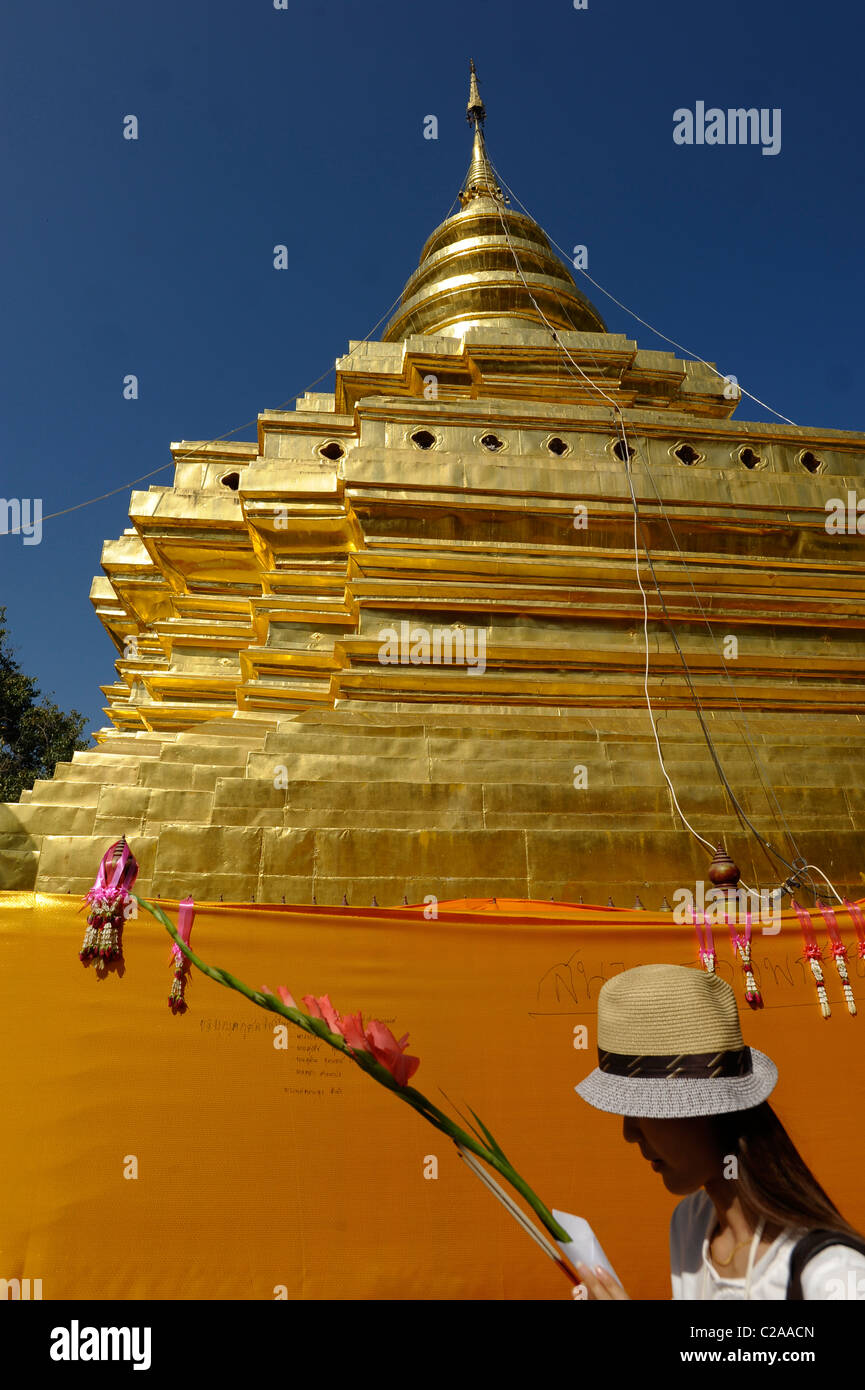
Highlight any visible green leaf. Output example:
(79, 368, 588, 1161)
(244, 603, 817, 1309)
(466, 1106, 509, 1162)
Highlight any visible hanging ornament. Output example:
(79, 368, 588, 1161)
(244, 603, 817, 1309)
(843, 899, 865, 962)
(80, 838, 139, 968)
(692, 910, 716, 974)
(729, 906, 762, 1008)
(792, 901, 831, 1019)
(817, 904, 857, 1018)
(707, 844, 741, 890)
(169, 897, 195, 1013)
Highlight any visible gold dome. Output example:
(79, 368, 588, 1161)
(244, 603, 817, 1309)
(383, 63, 606, 343)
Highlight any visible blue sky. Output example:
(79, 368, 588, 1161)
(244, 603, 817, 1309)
(0, 0, 861, 739)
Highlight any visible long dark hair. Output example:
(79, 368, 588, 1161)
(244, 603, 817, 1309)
(712, 1102, 863, 1241)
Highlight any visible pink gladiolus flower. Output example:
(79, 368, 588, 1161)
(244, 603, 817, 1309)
(302, 993, 343, 1034)
(261, 984, 297, 1009)
(338, 1011, 369, 1052)
(265, 988, 420, 1085)
(363, 1018, 420, 1087)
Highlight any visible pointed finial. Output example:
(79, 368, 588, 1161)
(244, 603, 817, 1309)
(460, 61, 503, 208)
(466, 58, 485, 127)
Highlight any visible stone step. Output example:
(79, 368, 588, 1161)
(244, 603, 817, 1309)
(241, 747, 847, 786)
(212, 779, 287, 809)
(314, 704, 860, 735)
(281, 781, 483, 813)
(245, 752, 429, 782)
(202, 712, 865, 744)
(174, 714, 277, 733)
(94, 787, 153, 818)
(172, 728, 272, 750)
(23, 780, 103, 807)
(0, 802, 97, 836)
(145, 789, 215, 824)
(85, 735, 173, 757)
(0, 839, 43, 889)
(264, 726, 430, 753)
(159, 744, 254, 767)
(51, 761, 141, 785)
(137, 762, 205, 790)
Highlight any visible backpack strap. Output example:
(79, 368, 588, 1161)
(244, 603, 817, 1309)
(787, 1229, 865, 1299)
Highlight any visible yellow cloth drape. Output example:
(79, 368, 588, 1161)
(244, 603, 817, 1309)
(1, 892, 863, 1299)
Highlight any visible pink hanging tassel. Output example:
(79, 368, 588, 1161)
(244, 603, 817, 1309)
(843, 899, 865, 961)
(792, 901, 831, 1019)
(730, 906, 762, 1008)
(169, 897, 195, 1013)
(80, 838, 139, 967)
(817, 904, 856, 1018)
(692, 910, 716, 975)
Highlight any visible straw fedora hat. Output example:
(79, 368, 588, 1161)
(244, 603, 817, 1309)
(575, 964, 777, 1118)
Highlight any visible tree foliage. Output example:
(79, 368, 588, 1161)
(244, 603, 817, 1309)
(0, 606, 90, 803)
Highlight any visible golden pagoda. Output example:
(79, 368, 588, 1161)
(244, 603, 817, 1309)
(1, 63, 864, 910)
(3, 64, 865, 1311)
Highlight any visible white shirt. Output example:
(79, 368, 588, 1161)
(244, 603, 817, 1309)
(670, 1189, 865, 1300)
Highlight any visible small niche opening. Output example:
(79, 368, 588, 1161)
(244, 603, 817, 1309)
(613, 439, 635, 462)
(220, 471, 240, 491)
(319, 441, 345, 461)
(480, 433, 504, 452)
(675, 444, 700, 466)
(411, 429, 436, 450)
(739, 447, 761, 470)
(801, 451, 822, 473)
(547, 437, 568, 456)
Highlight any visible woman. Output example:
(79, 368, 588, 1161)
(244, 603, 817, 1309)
(570, 963, 865, 1300)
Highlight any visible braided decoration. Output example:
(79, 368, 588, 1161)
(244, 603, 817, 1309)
(830, 940, 857, 1017)
(804, 942, 831, 1019)
(735, 935, 762, 1008)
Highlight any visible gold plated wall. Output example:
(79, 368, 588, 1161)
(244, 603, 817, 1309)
(1, 319, 863, 904)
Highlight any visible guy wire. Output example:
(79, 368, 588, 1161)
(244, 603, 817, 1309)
(487, 162, 832, 900)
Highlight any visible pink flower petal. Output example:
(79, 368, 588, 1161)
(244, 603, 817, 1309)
(301, 994, 343, 1033)
(339, 1011, 369, 1051)
(362, 1019, 420, 1086)
(316, 994, 343, 1033)
(390, 1052, 421, 1087)
(365, 1018, 402, 1062)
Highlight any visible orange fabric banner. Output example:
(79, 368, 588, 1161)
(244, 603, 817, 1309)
(1, 892, 863, 1300)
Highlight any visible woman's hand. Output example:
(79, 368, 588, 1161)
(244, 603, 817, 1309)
(572, 1262, 631, 1300)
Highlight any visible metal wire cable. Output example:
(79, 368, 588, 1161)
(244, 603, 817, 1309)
(492, 171, 798, 427)
(485, 165, 838, 899)
(486, 153, 819, 869)
(1, 289, 407, 538)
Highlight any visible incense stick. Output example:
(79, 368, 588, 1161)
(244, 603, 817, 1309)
(456, 1145, 579, 1285)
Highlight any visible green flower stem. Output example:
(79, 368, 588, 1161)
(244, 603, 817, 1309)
(136, 893, 571, 1245)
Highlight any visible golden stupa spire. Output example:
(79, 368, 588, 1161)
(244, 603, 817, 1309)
(382, 62, 606, 341)
(466, 57, 485, 125)
(460, 60, 503, 207)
